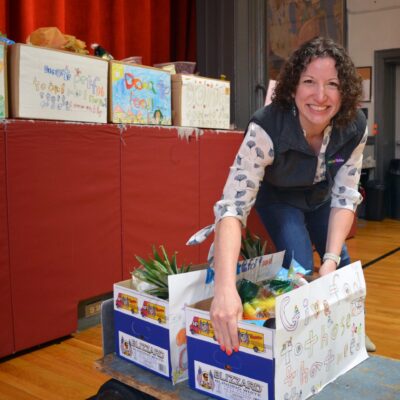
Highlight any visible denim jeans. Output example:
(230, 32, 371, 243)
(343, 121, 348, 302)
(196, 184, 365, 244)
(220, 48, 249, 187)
(255, 200, 351, 272)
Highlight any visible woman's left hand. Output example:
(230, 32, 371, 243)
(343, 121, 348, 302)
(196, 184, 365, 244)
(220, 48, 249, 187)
(319, 259, 337, 276)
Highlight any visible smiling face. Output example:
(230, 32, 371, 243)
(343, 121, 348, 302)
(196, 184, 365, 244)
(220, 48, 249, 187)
(294, 56, 341, 136)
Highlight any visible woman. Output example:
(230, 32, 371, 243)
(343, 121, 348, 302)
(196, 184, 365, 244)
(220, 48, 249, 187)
(188, 37, 372, 354)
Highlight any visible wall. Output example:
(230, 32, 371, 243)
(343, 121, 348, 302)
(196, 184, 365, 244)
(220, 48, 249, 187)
(0, 120, 246, 358)
(196, 0, 267, 130)
(348, 0, 400, 168)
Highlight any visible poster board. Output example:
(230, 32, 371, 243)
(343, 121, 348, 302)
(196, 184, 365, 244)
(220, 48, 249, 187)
(8, 44, 108, 123)
(0, 43, 8, 118)
(109, 61, 171, 125)
(171, 74, 230, 129)
(274, 261, 368, 399)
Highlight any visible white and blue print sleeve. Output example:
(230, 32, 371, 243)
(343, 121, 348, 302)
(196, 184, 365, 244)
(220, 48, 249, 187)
(331, 128, 368, 211)
(186, 123, 274, 246)
(214, 122, 274, 226)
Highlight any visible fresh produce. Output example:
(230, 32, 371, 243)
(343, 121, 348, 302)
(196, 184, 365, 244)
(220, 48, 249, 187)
(240, 228, 268, 259)
(131, 245, 191, 299)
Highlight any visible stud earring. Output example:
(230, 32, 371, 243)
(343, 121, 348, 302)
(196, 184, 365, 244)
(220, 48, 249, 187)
(292, 103, 297, 117)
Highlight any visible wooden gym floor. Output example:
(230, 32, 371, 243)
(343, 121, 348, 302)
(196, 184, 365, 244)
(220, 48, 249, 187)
(0, 218, 399, 400)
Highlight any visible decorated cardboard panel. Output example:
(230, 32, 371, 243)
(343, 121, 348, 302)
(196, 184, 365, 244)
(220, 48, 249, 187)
(8, 44, 108, 123)
(0, 43, 8, 118)
(109, 61, 171, 125)
(172, 74, 230, 129)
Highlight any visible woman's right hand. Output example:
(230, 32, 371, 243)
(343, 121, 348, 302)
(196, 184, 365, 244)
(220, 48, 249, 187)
(210, 284, 243, 355)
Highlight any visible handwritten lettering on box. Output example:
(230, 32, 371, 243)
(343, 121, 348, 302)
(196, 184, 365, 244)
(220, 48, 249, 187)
(0, 43, 7, 118)
(9, 44, 108, 123)
(110, 61, 171, 125)
(274, 262, 368, 399)
(172, 75, 230, 129)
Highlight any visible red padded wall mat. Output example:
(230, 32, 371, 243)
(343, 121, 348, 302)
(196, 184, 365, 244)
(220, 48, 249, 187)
(6, 120, 122, 351)
(121, 126, 200, 276)
(0, 124, 15, 357)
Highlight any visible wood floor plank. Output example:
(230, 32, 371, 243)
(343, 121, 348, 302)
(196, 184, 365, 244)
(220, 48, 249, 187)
(0, 381, 43, 400)
(364, 252, 400, 359)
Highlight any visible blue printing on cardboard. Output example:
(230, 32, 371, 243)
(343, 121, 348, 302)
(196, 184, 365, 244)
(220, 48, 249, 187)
(114, 309, 172, 379)
(187, 336, 275, 400)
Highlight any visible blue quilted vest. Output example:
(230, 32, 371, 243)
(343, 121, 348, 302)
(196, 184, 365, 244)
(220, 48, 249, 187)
(249, 103, 366, 211)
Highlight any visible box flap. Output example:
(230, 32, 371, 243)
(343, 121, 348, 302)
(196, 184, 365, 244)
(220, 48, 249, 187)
(274, 261, 368, 399)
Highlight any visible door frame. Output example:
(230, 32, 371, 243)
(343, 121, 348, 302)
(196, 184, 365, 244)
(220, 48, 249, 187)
(374, 48, 400, 182)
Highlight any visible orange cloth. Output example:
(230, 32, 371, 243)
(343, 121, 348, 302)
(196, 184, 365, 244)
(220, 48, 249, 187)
(26, 27, 88, 55)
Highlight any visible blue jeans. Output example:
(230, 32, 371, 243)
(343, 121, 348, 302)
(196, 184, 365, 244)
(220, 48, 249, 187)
(255, 200, 351, 272)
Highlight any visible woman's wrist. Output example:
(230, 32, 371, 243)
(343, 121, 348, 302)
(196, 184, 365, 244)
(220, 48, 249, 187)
(322, 252, 341, 266)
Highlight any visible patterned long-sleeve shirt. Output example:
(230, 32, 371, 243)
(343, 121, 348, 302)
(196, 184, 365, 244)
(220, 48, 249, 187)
(187, 122, 368, 247)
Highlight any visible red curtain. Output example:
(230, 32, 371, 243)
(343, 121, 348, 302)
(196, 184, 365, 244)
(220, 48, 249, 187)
(0, 0, 196, 65)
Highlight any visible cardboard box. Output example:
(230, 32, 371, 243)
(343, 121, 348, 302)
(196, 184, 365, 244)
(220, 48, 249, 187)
(8, 44, 108, 123)
(109, 61, 171, 125)
(153, 61, 196, 74)
(0, 42, 8, 118)
(186, 261, 368, 400)
(113, 254, 281, 385)
(113, 265, 213, 384)
(171, 74, 230, 129)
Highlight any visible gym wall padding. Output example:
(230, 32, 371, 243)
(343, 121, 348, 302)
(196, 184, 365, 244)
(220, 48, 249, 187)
(5, 121, 122, 352)
(120, 126, 200, 276)
(0, 124, 14, 357)
(0, 120, 245, 355)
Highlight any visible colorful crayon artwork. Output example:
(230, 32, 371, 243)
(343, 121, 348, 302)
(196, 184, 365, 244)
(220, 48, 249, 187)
(110, 62, 171, 125)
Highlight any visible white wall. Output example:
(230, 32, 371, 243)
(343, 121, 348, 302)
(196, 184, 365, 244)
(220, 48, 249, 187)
(348, 0, 400, 143)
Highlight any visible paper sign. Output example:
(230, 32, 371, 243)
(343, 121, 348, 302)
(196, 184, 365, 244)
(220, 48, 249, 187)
(10, 44, 108, 123)
(172, 75, 230, 129)
(274, 261, 368, 399)
(110, 62, 171, 125)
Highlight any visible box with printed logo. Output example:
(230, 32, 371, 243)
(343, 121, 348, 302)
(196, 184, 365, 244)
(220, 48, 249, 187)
(185, 261, 368, 400)
(114, 281, 173, 380)
(113, 266, 213, 384)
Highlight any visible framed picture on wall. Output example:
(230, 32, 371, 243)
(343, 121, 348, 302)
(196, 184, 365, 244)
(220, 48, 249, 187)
(266, 0, 347, 80)
(356, 66, 372, 102)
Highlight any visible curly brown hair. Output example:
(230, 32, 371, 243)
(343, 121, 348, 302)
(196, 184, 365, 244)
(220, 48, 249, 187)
(272, 37, 362, 127)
